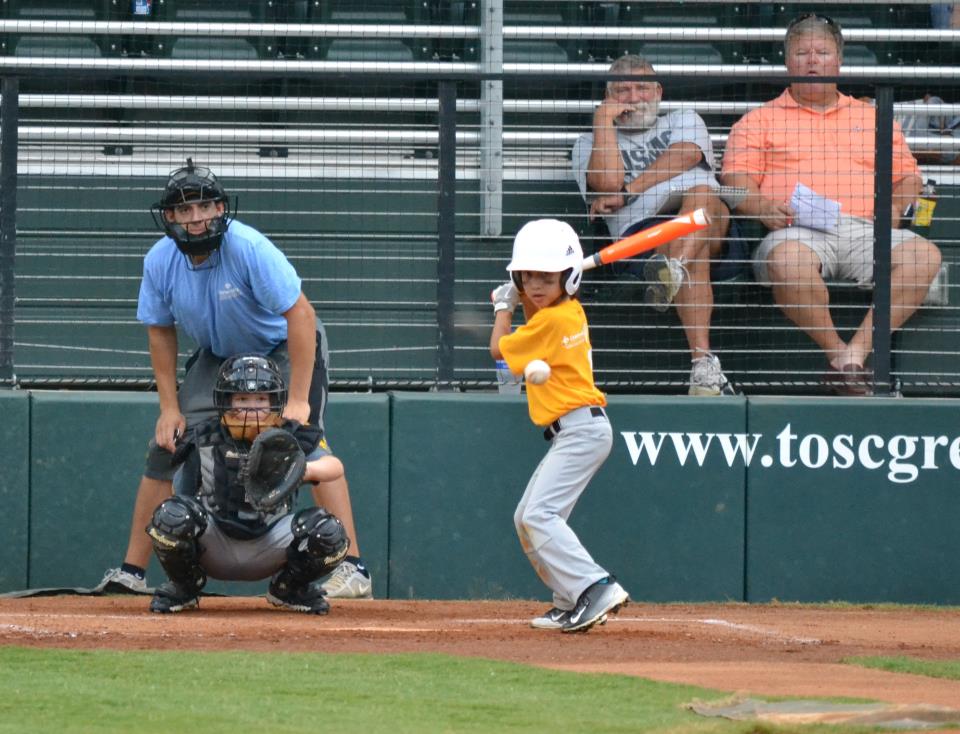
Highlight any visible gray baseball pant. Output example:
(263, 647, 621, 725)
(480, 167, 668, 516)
(514, 406, 613, 611)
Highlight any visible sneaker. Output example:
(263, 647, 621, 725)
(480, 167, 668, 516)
(689, 353, 735, 396)
(562, 577, 629, 633)
(321, 561, 373, 600)
(149, 581, 200, 614)
(96, 567, 148, 595)
(267, 577, 330, 615)
(643, 254, 687, 312)
(531, 606, 607, 630)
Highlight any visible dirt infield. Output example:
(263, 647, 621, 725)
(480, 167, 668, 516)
(2, 596, 960, 709)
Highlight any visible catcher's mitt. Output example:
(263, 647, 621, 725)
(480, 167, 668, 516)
(241, 427, 307, 511)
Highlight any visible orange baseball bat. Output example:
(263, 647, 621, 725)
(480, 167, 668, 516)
(581, 208, 710, 271)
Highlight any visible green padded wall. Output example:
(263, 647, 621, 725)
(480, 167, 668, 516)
(745, 397, 960, 604)
(388, 393, 746, 601)
(0, 391, 30, 592)
(29, 391, 159, 589)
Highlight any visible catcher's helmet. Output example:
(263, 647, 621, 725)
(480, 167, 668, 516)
(150, 158, 233, 259)
(214, 355, 287, 442)
(507, 219, 584, 296)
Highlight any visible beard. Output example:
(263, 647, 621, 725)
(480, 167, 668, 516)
(615, 100, 660, 131)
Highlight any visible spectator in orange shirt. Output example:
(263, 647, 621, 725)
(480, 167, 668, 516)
(720, 13, 941, 395)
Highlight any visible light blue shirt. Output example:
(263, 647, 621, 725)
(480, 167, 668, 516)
(137, 220, 302, 358)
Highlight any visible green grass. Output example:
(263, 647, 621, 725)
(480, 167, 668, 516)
(846, 655, 960, 681)
(0, 647, 884, 734)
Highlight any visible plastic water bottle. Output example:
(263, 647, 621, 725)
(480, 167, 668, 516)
(912, 179, 937, 235)
(495, 359, 522, 394)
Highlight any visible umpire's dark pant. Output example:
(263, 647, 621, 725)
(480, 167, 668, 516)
(144, 319, 330, 481)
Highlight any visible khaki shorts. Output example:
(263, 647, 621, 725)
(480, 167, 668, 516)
(753, 215, 921, 286)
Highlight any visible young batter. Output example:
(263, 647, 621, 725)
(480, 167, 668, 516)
(489, 219, 630, 633)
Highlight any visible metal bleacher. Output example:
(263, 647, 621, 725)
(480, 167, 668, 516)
(1, 1, 959, 395)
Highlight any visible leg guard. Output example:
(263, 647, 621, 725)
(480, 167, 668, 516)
(146, 496, 208, 592)
(282, 507, 349, 585)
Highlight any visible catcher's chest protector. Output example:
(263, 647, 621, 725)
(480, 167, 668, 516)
(194, 437, 294, 537)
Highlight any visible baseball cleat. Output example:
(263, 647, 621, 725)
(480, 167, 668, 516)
(267, 577, 330, 615)
(149, 581, 200, 614)
(530, 607, 572, 629)
(562, 577, 629, 633)
(531, 607, 607, 630)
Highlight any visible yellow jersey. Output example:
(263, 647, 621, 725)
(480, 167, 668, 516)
(499, 298, 606, 426)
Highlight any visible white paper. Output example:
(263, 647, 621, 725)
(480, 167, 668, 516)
(790, 182, 841, 234)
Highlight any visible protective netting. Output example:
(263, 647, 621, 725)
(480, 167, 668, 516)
(3, 1, 959, 396)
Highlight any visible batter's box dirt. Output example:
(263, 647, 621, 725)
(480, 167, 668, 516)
(1, 597, 959, 708)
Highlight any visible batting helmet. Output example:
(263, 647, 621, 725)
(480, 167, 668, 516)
(507, 219, 584, 296)
(150, 158, 233, 259)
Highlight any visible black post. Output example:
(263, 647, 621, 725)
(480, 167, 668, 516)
(873, 84, 893, 395)
(0, 77, 18, 386)
(436, 80, 457, 385)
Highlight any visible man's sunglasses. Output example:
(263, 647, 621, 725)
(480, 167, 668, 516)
(787, 12, 840, 32)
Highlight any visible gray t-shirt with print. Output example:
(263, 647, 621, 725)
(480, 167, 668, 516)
(572, 108, 719, 238)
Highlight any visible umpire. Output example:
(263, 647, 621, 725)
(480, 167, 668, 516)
(97, 159, 371, 598)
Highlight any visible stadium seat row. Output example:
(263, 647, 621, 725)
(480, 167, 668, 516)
(0, 0, 950, 66)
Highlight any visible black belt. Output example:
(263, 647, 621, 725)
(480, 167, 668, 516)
(543, 406, 606, 441)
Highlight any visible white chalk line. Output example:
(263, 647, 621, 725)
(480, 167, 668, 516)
(0, 614, 821, 644)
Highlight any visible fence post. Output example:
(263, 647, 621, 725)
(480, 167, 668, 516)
(0, 76, 17, 386)
(479, 0, 504, 237)
(873, 84, 893, 395)
(436, 79, 457, 385)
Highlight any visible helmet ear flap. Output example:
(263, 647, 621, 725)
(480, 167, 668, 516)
(562, 267, 582, 296)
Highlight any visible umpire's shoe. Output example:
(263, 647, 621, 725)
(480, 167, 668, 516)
(150, 581, 201, 614)
(561, 576, 629, 633)
(267, 575, 330, 615)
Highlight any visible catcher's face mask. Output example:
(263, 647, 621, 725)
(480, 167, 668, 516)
(149, 158, 235, 266)
(222, 393, 283, 442)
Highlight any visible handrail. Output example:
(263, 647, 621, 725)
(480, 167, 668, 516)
(0, 20, 957, 43)
(2, 57, 960, 79)
(15, 126, 960, 153)
(15, 94, 960, 118)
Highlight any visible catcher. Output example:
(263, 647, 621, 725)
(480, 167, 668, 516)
(146, 354, 349, 614)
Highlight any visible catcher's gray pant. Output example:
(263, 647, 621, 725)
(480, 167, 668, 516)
(197, 516, 294, 581)
(514, 406, 613, 611)
(145, 318, 331, 480)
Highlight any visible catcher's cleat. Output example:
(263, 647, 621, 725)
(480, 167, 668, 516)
(321, 560, 373, 600)
(149, 581, 200, 614)
(267, 577, 330, 615)
(562, 576, 629, 633)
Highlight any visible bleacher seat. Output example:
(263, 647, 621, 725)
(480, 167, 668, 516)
(306, 0, 433, 62)
(137, 0, 278, 60)
(445, 1, 590, 64)
(502, 1, 591, 64)
(3, 0, 119, 57)
(593, 3, 748, 65)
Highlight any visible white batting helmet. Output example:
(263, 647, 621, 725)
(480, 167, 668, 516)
(507, 219, 583, 296)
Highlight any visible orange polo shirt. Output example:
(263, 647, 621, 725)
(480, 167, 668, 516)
(722, 90, 920, 219)
(499, 298, 606, 427)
